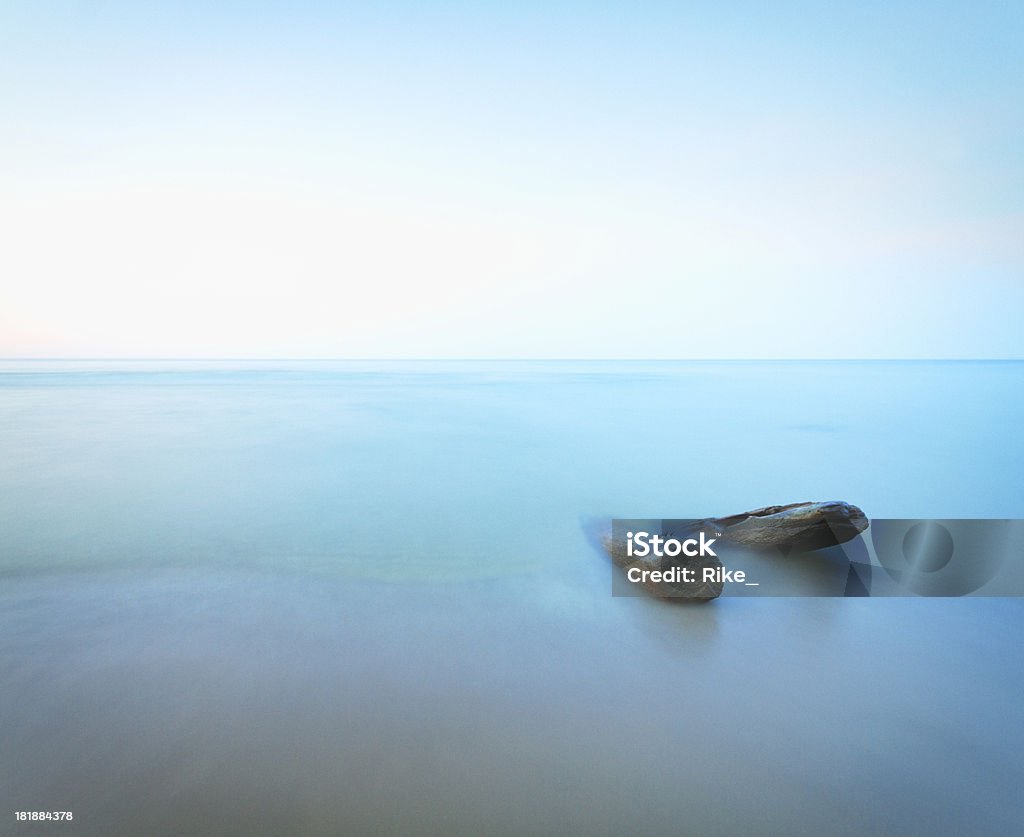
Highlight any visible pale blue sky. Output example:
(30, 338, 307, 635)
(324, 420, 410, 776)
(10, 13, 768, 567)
(1, 2, 1021, 357)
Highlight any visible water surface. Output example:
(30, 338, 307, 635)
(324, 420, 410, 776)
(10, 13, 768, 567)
(2, 361, 1022, 835)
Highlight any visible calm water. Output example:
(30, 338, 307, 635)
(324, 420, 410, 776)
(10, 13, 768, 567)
(2, 361, 1023, 835)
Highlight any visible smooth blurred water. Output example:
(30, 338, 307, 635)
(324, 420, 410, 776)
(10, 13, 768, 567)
(2, 361, 1022, 835)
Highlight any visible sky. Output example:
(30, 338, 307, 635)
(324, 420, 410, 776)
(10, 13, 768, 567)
(1, 1, 1021, 358)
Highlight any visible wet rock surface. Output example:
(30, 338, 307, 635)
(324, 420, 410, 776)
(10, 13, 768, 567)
(710, 501, 868, 554)
(603, 531, 724, 601)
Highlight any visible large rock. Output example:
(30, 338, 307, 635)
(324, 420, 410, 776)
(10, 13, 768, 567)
(710, 501, 868, 554)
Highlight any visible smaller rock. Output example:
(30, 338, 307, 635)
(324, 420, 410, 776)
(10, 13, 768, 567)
(603, 522, 724, 602)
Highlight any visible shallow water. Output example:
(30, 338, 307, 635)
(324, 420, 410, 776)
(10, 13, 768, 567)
(2, 361, 1023, 835)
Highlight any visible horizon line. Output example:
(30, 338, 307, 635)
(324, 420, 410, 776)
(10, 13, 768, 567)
(2, 357, 1023, 363)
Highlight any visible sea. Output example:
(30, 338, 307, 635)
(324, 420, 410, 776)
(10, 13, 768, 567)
(2, 360, 1022, 835)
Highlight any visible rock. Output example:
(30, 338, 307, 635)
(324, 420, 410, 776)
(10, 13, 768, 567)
(710, 501, 868, 554)
(601, 501, 868, 601)
(603, 528, 724, 601)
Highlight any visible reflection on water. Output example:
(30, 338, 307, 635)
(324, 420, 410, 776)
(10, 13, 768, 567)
(2, 361, 1023, 835)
